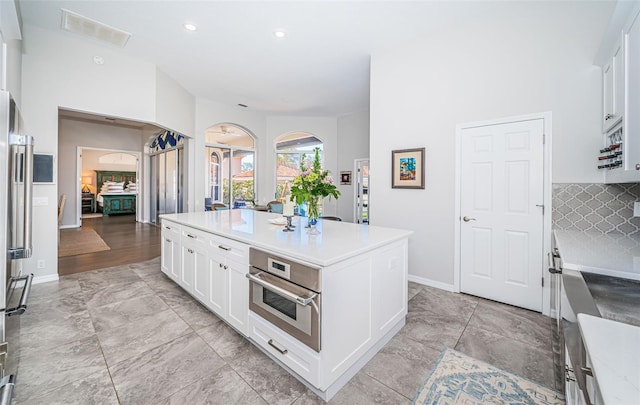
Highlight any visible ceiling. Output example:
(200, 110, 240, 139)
(18, 1, 613, 117)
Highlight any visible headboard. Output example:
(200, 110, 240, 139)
(95, 170, 137, 187)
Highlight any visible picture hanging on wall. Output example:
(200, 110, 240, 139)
(340, 171, 352, 185)
(391, 148, 425, 189)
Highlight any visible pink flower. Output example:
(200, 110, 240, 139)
(325, 176, 334, 184)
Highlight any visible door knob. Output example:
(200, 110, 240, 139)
(462, 216, 476, 222)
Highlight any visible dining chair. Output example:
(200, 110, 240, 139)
(212, 203, 229, 211)
(267, 200, 283, 214)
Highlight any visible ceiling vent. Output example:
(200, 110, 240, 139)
(61, 9, 131, 47)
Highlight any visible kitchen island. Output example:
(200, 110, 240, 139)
(160, 209, 412, 401)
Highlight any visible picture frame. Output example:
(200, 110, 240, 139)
(340, 171, 352, 185)
(391, 148, 425, 189)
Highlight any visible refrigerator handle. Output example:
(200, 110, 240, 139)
(8, 134, 34, 260)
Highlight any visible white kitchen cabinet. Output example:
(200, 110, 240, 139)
(161, 221, 180, 282)
(206, 253, 227, 318)
(226, 258, 249, 335)
(162, 219, 250, 334)
(602, 39, 623, 133)
(624, 10, 640, 176)
(600, 4, 640, 183)
(180, 227, 209, 296)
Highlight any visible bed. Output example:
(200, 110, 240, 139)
(95, 170, 137, 216)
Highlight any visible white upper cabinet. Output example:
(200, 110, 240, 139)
(625, 10, 640, 177)
(597, 1, 640, 183)
(602, 40, 623, 133)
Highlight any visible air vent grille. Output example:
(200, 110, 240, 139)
(61, 9, 131, 48)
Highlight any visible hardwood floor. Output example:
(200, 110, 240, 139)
(58, 215, 161, 276)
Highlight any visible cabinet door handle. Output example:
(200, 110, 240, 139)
(187, 248, 194, 254)
(218, 245, 231, 251)
(268, 339, 288, 355)
(223, 265, 228, 270)
(219, 263, 223, 268)
(164, 226, 171, 230)
(187, 234, 197, 239)
(165, 238, 171, 243)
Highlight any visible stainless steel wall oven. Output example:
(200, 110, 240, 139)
(247, 248, 321, 352)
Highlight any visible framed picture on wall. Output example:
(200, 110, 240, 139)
(340, 171, 352, 185)
(391, 148, 425, 189)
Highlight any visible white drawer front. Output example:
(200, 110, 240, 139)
(181, 226, 209, 247)
(249, 313, 320, 388)
(210, 235, 249, 264)
(161, 220, 180, 236)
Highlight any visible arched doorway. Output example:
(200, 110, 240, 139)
(204, 123, 256, 209)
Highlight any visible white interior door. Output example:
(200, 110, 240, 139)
(460, 118, 544, 311)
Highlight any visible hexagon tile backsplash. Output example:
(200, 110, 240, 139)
(552, 183, 640, 236)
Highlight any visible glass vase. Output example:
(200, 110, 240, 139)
(307, 196, 320, 235)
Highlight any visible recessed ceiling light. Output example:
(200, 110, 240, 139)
(184, 23, 197, 31)
(273, 30, 287, 39)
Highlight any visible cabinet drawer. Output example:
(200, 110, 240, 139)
(249, 313, 320, 388)
(161, 220, 180, 236)
(181, 226, 209, 247)
(209, 235, 249, 264)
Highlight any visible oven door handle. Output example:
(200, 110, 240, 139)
(246, 272, 316, 306)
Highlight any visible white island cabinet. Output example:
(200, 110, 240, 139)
(160, 210, 412, 401)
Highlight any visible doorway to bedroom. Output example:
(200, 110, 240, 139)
(57, 109, 163, 275)
(78, 147, 140, 224)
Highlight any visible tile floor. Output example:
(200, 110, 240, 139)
(6, 258, 561, 404)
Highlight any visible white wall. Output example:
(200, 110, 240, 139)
(336, 110, 370, 222)
(21, 24, 193, 279)
(58, 118, 144, 226)
(370, 1, 613, 286)
(155, 68, 195, 137)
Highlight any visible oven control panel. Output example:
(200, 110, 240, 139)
(267, 258, 291, 280)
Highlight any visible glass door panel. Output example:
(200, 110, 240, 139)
(355, 159, 369, 224)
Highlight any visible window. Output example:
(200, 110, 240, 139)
(274, 132, 324, 211)
(205, 124, 255, 209)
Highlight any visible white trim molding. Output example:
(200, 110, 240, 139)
(33, 273, 60, 285)
(408, 274, 456, 293)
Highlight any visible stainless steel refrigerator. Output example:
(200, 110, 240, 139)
(0, 90, 34, 403)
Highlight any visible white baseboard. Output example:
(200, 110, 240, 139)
(408, 274, 456, 292)
(33, 274, 59, 284)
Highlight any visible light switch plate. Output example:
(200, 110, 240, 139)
(634, 202, 640, 217)
(33, 197, 48, 206)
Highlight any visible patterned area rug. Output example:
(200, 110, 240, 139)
(413, 348, 563, 405)
(59, 228, 110, 257)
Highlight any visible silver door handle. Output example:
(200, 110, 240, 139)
(462, 216, 476, 222)
(246, 272, 316, 306)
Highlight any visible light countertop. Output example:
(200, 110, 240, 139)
(553, 230, 640, 281)
(161, 210, 412, 267)
(578, 314, 640, 405)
